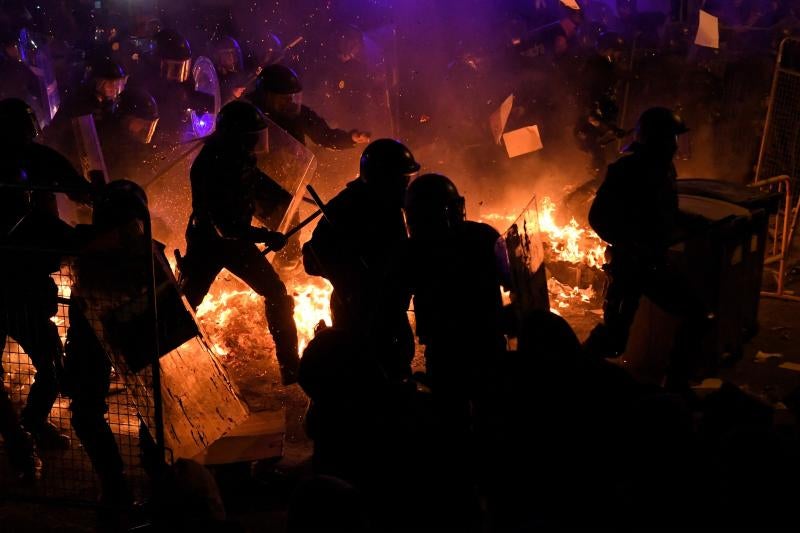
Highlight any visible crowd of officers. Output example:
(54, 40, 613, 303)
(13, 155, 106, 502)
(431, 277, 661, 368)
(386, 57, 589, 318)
(1, 0, 799, 530)
(1, 80, 749, 526)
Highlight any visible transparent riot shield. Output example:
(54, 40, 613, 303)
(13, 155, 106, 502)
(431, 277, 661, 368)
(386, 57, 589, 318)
(358, 25, 398, 138)
(19, 28, 60, 126)
(501, 194, 550, 327)
(71, 115, 109, 182)
(255, 116, 318, 236)
(191, 56, 221, 138)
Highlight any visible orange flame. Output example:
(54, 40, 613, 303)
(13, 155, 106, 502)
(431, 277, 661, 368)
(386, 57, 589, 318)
(195, 277, 333, 359)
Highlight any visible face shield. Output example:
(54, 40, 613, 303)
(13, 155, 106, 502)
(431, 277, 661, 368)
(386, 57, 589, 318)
(161, 58, 191, 83)
(267, 91, 302, 117)
(126, 116, 159, 144)
(96, 77, 128, 102)
(215, 48, 241, 73)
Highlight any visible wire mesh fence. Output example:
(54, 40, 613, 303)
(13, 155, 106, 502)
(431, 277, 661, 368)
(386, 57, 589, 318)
(757, 38, 800, 196)
(0, 182, 163, 506)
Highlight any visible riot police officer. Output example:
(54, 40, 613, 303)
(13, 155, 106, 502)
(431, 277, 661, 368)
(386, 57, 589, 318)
(583, 107, 708, 390)
(209, 35, 246, 104)
(401, 174, 507, 408)
(0, 24, 40, 104)
(1, 98, 92, 450)
(178, 100, 299, 385)
(302, 139, 419, 381)
(64, 180, 150, 505)
(245, 64, 370, 149)
(105, 86, 160, 183)
(146, 29, 214, 144)
(575, 32, 627, 177)
(44, 55, 128, 171)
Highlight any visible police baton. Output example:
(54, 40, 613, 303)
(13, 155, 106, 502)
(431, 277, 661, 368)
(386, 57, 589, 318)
(260, 208, 322, 256)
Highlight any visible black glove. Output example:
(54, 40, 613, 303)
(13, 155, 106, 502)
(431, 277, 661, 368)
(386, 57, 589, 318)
(257, 229, 288, 251)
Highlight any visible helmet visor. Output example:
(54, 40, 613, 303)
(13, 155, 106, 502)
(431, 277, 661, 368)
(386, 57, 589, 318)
(162, 59, 191, 82)
(127, 116, 159, 144)
(97, 77, 128, 101)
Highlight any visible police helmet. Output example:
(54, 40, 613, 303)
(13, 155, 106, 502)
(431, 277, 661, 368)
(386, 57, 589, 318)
(359, 139, 420, 183)
(89, 56, 127, 80)
(155, 29, 192, 82)
(404, 173, 466, 237)
(0, 97, 39, 144)
(117, 88, 159, 144)
(93, 179, 149, 229)
(155, 29, 192, 61)
(210, 35, 243, 72)
(635, 107, 689, 146)
(215, 100, 269, 152)
(256, 64, 302, 95)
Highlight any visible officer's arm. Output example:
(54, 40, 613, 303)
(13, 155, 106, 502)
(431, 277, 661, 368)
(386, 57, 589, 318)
(37, 145, 93, 204)
(302, 107, 357, 150)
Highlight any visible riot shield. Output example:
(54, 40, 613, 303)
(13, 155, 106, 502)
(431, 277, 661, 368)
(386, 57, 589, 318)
(360, 25, 399, 138)
(501, 194, 550, 328)
(255, 116, 318, 236)
(191, 56, 221, 138)
(71, 115, 109, 183)
(19, 28, 60, 126)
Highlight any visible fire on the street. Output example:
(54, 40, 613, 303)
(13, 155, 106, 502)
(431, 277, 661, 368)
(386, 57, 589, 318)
(483, 196, 607, 310)
(192, 195, 604, 364)
(195, 276, 333, 360)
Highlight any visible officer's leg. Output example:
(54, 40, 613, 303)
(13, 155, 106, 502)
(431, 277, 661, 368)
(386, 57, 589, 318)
(11, 308, 68, 448)
(66, 304, 128, 502)
(584, 258, 643, 358)
(225, 243, 299, 384)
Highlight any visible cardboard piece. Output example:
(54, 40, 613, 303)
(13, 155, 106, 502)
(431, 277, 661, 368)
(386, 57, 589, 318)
(489, 94, 514, 145)
(695, 10, 720, 49)
(503, 125, 544, 158)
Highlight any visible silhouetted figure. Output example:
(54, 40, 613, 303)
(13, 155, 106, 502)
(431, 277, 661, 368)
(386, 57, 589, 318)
(0, 98, 91, 450)
(209, 35, 247, 104)
(245, 64, 370, 149)
(178, 100, 299, 384)
(574, 32, 627, 177)
(514, 5, 584, 60)
(145, 29, 214, 144)
(302, 139, 419, 381)
(298, 328, 438, 529)
(400, 173, 507, 429)
(583, 107, 709, 390)
(44, 56, 128, 168)
(104, 87, 160, 183)
(64, 180, 151, 506)
(0, 25, 40, 104)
